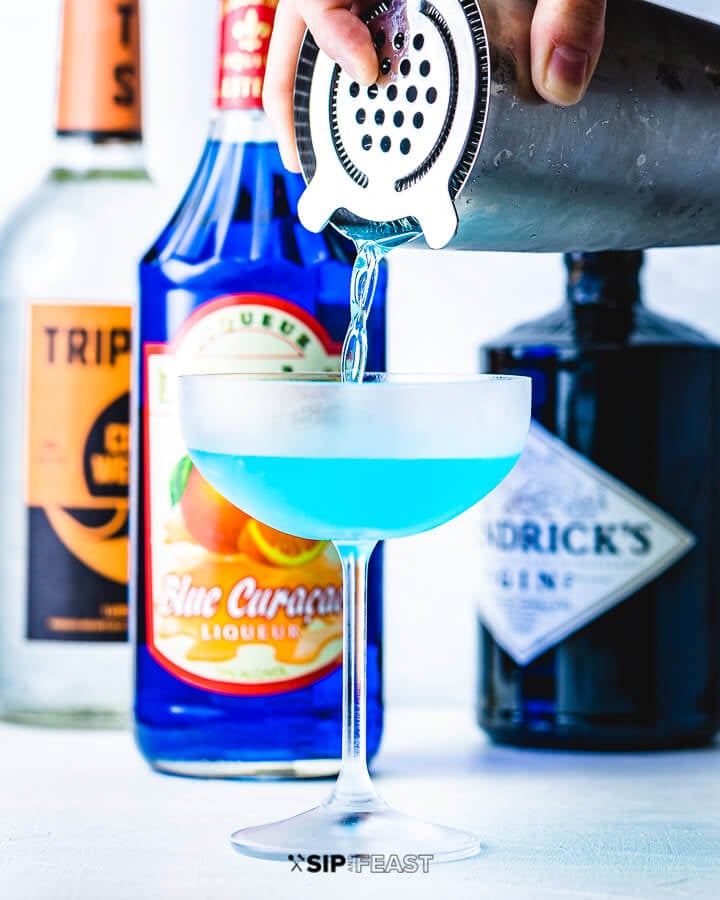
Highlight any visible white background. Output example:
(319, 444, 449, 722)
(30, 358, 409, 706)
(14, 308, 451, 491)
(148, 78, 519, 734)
(0, 0, 719, 708)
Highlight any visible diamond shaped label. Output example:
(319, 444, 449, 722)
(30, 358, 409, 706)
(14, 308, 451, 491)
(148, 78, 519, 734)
(475, 422, 696, 664)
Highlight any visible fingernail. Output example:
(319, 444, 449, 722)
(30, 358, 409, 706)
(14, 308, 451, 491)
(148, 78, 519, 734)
(544, 45, 589, 104)
(336, 56, 358, 80)
(337, 55, 376, 86)
(278, 141, 301, 174)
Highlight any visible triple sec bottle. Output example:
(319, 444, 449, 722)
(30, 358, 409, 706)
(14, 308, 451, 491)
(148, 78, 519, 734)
(133, 0, 386, 775)
(0, 0, 159, 726)
(477, 251, 720, 749)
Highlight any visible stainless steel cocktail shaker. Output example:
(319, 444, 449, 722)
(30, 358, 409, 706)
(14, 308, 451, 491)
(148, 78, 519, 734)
(293, 0, 720, 251)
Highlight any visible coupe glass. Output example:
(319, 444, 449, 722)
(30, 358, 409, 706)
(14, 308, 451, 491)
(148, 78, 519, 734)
(178, 372, 531, 862)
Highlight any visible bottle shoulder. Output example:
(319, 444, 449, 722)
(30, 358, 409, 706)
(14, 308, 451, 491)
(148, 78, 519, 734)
(0, 172, 164, 301)
(485, 306, 573, 348)
(484, 303, 716, 350)
(631, 305, 714, 344)
(142, 137, 354, 284)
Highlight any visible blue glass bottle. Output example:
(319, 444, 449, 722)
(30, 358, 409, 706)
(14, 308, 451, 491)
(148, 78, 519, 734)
(132, 4, 385, 776)
(478, 251, 720, 749)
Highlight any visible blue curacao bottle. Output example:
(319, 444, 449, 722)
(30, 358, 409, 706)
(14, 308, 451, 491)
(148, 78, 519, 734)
(132, 2, 385, 776)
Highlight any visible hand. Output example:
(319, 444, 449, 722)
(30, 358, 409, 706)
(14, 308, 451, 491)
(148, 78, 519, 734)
(263, 0, 607, 172)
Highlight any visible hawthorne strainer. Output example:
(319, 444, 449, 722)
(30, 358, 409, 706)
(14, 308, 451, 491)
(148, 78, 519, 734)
(294, 0, 489, 249)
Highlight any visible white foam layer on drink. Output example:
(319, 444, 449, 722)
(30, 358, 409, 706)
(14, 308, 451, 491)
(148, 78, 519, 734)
(179, 374, 531, 460)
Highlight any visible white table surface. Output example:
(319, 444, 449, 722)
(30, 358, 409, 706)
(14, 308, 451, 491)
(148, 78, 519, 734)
(2, 706, 719, 900)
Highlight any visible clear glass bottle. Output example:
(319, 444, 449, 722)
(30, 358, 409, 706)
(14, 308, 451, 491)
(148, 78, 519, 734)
(0, 0, 162, 726)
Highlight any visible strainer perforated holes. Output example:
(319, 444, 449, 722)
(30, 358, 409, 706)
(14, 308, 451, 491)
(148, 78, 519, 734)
(295, 0, 490, 248)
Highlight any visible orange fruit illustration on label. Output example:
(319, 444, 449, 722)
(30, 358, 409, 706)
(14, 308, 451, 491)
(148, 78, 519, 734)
(146, 298, 347, 691)
(173, 457, 249, 554)
(239, 520, 328, 567)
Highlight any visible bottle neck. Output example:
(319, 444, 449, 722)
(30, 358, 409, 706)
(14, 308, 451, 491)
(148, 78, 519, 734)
(564, 251, 644, 342)
(214, 0, 276, 114)
(52, 134, 146, 178)
(208, 108, 276, 145)
(55, 0, 143, 142)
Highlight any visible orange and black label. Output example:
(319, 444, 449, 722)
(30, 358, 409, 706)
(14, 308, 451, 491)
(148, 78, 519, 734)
(56, 0, 142, 138)
(26, 304, 131, 642)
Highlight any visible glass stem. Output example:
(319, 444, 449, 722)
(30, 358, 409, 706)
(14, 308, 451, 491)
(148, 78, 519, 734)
(326, 540, 383, 811)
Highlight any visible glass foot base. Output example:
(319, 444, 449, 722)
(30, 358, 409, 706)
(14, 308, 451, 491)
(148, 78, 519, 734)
(231, 801, 480, 863)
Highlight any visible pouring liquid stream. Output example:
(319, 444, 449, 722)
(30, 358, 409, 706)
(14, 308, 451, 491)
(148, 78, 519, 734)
(341, 230, 421, 383)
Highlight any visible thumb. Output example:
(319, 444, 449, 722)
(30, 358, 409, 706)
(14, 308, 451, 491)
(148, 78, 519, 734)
(531, 0, 606, 106)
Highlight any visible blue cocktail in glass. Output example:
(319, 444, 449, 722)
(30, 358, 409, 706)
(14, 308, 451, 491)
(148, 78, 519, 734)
(179, 372, 530, 861)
